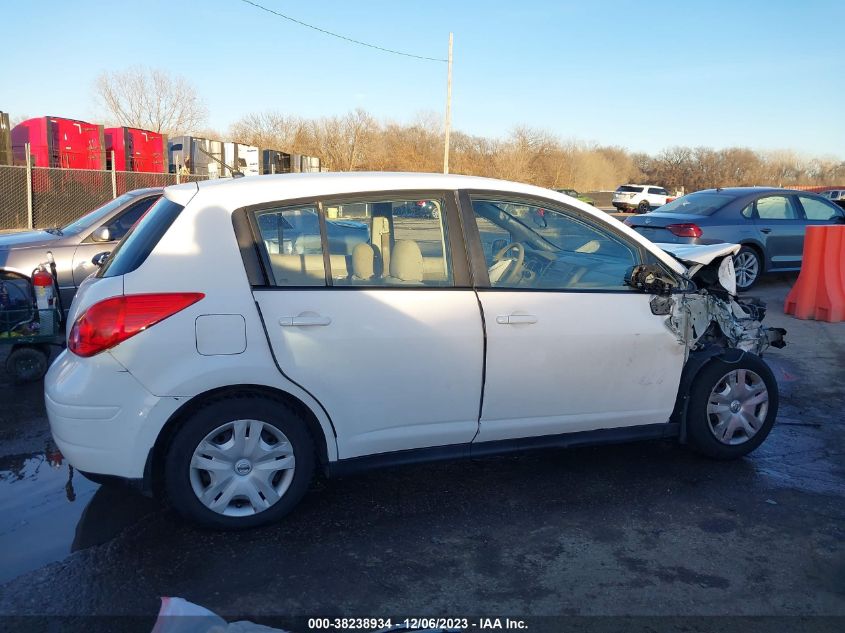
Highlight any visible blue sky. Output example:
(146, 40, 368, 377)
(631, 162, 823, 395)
(3, 0, 844, 157)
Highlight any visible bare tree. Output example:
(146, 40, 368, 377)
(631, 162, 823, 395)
(94, 67, 208, 134)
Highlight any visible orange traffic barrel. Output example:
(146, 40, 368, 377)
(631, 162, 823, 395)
(784, 225, 845, 322)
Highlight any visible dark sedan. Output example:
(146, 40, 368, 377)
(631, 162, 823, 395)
(624, 187, 845, 290)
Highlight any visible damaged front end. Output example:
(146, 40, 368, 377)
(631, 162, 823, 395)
(627, 244, 786, 356)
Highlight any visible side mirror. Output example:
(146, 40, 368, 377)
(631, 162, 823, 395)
(92, 251, 111, 267)
(91, 226, 112, 242)
(624, 264, 678, 295)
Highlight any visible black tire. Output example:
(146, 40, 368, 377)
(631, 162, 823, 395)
(733, 245, 762, 291)
(5, 344, 49, 382)
(164, 395, 316, 530)
(686, 353, 778, 460)
(637, 200, 650, 213)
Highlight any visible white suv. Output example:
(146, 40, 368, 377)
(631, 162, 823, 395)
(612, 184, 669, 213)
(46, 172, 785, 529)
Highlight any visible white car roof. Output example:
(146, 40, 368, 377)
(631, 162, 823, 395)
(164, 172, 687, 274)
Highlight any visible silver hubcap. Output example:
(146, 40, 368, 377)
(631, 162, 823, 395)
(190, 419, 295, 517)
(734, 251, 759, 289)
(707, 369, 769, 445)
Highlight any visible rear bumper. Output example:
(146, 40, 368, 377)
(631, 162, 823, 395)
(45, 350, 182, 480)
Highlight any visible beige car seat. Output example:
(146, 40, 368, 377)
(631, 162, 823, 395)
(351, 243, 375, 281)
(388, 240, 424, 283)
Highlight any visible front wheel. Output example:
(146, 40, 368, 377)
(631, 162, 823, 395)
(164, 395, 316, 530)
(637, 200, 650, 213)
(686, 353, 778, 460)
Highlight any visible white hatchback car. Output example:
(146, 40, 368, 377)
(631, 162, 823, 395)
(46, 173, 786, 529)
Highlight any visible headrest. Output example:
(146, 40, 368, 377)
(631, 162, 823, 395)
(390, 240, 423, 282)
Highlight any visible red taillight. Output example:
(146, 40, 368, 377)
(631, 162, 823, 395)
(666, 223, 703, 238)
(68, 293, 204, 357)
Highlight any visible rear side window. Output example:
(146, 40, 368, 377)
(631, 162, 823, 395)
(251, 197, 454, 288)
(99, 198, 185, 278)
(755, 196, 797, 220)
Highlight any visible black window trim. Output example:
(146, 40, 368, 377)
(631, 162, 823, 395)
(232, 189, 472, 290)
(457, 189, 661, 293)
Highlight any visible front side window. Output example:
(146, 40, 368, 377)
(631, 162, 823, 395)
(755, 196, 797, 220)
(102, 196, 158, 241)
(798, 195, 843, 221)
(470, 198, 638, 290)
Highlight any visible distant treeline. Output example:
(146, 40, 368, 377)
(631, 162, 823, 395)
(224, 108, 845, 192)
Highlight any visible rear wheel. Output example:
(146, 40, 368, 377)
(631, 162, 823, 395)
(5, 344, 50, 382)
(164, 395, 315, 529)
(686, 353, 777, 460)
(733, 246, 761, 291)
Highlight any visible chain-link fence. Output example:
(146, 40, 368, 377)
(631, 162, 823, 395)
(0, 166, 29, 230)
(0, 165, 215, 232)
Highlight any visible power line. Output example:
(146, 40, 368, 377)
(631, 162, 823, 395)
(238, 0, 448, 63)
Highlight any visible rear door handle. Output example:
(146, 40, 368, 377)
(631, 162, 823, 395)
(495, 314, 538, 325)
(280, 315, 332, 327)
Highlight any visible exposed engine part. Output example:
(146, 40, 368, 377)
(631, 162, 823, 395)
(663, 291, 786, 355)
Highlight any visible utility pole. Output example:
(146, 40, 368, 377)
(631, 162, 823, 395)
(443, 32, 453, 174)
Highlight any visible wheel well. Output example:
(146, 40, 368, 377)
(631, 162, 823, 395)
(145, 385, 332, 497)
(671, 346, 746, 443)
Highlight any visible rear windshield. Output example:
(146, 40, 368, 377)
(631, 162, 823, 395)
(616, 186, 643, 193)
(657, 192, 734, 216)
(99, 198, 184, 278)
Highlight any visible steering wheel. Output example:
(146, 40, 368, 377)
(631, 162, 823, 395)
(491, 242, 525, 284)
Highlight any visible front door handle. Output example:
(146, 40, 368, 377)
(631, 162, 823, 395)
(495, 314, 538, 325)
(280, 315, 332, 327)
(760, 227, 772, 234)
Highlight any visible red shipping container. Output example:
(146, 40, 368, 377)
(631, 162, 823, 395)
(104, 127, 167, 173)
(11, 116, 105, 169)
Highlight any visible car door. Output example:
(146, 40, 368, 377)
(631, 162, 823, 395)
(71, 195, 157, 286)
(751, 195, 805, 271)
(247, 192, 484, 459)
(460, 192, 686, 443)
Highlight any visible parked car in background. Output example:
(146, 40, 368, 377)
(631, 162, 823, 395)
(0, 188, 163, 311)
(47, 172, 784, 529)
(394, 199, 441, 218)
(555, 188, 595, 206)
(612, 185, 669, 213)
(624, 187, 845, 290)
(819, 189, 845, 210)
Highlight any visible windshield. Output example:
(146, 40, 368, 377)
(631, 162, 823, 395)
(616, 185, 643, 193)
(657, 192, 734, 216)
(61, 193, 138, 234)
